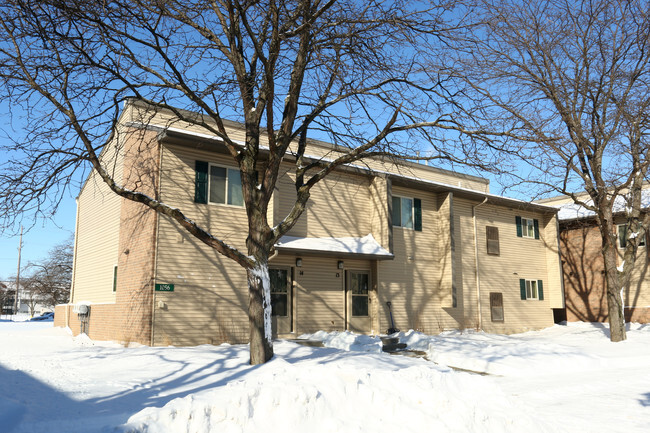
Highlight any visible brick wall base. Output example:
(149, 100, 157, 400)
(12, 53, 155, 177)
(54, 303, 151, 344)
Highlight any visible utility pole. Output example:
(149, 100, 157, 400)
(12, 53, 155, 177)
(13, 225, 23, 315)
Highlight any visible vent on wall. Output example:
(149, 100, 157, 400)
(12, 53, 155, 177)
(73, 303, 90, 315)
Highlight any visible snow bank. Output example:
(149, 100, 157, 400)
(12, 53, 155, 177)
(301, 330, 383, 352)
(3, 321, 650, 433)
(120, 348, 549, 433)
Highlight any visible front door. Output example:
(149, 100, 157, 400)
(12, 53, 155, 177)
(347, 271, 371, 333)
(270, 268, 292, 336)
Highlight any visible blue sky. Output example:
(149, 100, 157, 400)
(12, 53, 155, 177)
(0, 194, 76, 280)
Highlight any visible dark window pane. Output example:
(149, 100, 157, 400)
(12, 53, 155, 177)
(352, 295, 368, 316)
(209, 166, 226, 204)
(352, 273, 368, 294)
(392, 196, 401, 226)
(227, 168, 243, 206)
(618, 225, 627, 248)
(271, 294, 287, 316)
(269, 269, 287, 293)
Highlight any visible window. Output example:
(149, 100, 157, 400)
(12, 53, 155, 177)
(269, 269, 288, 317)
(515, 216, 539, 239)
(392, 196, 422, 231)
(350, 272, 369, 317)
(490, 292, 504, 322)
(112, 265, 118, 292)
(519, 279, 544, 301)
(486, 226, 500, 255)
(194, 160, 243, 206)
(618, 224, 645, 249)
(209, 164, 243, 206)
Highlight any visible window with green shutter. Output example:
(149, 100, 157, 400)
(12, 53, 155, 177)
(516, 216, 539, 239)
(520, 278, 544, 300)
(194, 160, 244, 207)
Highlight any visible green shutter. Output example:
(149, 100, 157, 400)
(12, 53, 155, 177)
(537, 280, 544, 301)
(533, 219, 540, 239)
(414, 198, 422, 231)
(516, 216, 522, 237)
(194, 160, 208, 204)
(520, 278, 526, 300)
(618, 225, 627, 248)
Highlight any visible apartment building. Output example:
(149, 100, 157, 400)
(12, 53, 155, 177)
(55, 101, 564, 345)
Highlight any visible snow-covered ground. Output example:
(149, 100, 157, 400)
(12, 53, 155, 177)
(1, 319, 649, 433)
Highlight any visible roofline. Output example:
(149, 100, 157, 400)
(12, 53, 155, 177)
(126, 113, 554, 214)
(122, 99, 488, 183)
(387, 174, 558, 213)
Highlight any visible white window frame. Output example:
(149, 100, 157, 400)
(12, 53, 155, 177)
(392, 196, 414, 229)
(525, 279, 538, 300)
(521, 217, 536, 239)
(208, 163, 244, 207)
(618, 224, 645, 249)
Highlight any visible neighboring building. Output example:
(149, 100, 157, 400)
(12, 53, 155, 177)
(539, 195, 650, 324)
(55, 100, 565, 345)
(0, 281, 52, 316)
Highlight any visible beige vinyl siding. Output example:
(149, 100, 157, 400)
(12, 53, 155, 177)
(616, 217, 650, 314)
(275, 164, 373, 239)
(71, 163, 122, 304)
(474, 204, 554, 333)
(153, 143, 250, 345)
(369, 176, 391, 250)
(124, 102, 248, 146)
(270, 255, 373, 334)
(543, 213, 565, 309)
(377, 185, 460, 334)
(455, 198, 479, 328)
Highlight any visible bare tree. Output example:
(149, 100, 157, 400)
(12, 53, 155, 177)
(0, 0, 498, 364)
(21, 237, 74, 311)
(442, 0, 650, 341)
(0, 281, 10, 317)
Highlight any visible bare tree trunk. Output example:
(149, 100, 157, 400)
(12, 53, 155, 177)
(599, 211, 627, 342)
(247, 262, 273, 365)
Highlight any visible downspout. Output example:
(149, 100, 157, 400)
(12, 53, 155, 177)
(68, 196, 82, 329)
(151, 138, 163, 347)
(472, 197, 488, 330)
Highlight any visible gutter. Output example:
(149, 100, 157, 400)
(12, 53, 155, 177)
(68, 196, 82, 329)
(472, 197, 488, 330)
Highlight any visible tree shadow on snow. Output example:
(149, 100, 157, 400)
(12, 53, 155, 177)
(0, 365, 83, 433)
(0, 345, 265, 432)
(640, 392, 650, 407)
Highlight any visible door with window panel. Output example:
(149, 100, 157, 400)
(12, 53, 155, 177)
(270, 268, 292, 335)
(347, 271, 371, 333)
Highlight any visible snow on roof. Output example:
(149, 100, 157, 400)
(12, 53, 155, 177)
(556, 190, 650, 221)
(275, 234, 393, 258)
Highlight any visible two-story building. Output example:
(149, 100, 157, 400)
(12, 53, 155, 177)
(55, 100, 565, 345)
